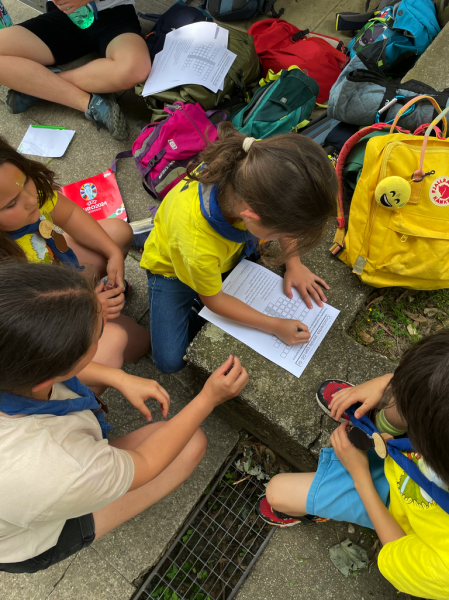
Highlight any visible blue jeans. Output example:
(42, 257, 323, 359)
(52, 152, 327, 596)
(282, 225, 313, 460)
(147, 271, 204, 373)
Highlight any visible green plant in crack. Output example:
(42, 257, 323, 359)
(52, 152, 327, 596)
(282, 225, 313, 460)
(350, 287, 449, 361)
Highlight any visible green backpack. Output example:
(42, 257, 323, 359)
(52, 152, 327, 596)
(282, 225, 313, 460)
(435, 0, 449, 26)
(135, 24, 260, 122)
(230, 68, 319, 139)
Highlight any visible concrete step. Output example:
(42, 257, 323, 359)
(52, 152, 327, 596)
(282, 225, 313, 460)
(402, 22, 449, 91)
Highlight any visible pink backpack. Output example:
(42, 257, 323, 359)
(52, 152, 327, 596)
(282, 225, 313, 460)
(112, 102, 226, 200)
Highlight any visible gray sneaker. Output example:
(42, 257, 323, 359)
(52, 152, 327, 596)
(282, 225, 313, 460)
(85, 93, 129, 141)
(5, 66, 62, 114)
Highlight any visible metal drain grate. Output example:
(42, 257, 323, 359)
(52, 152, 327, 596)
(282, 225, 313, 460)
(134, 452, 274, 600)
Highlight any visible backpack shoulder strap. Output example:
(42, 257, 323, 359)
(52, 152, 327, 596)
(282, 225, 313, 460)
(330, 123, 404, 255)
(111, 150, 133, 175)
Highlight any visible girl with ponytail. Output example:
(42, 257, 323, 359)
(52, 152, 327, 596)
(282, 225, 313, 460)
(141, 124, 338, 373)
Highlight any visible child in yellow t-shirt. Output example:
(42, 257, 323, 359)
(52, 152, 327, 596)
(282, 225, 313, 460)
(0, 135, 150, 387)
(259, 332, 449, 599)
(141, 124, 338, 373)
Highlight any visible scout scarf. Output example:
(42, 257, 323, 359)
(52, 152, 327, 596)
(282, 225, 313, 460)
(345, 404, 449, 514)
(199, 182, 259, 261)
(0, 376, 111, 439)
(8, 218, 81, 268)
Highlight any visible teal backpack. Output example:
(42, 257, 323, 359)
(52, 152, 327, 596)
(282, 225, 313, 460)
(230, 68, 319, 139)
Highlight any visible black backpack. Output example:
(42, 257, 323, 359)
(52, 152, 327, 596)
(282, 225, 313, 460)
(138, 0, 213, 61)
(205, 0, 284, 21)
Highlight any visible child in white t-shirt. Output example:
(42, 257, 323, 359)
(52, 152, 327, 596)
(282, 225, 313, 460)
(0, 260, 248, 572)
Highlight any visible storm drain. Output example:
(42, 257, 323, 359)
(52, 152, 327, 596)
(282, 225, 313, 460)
(134, 452, 275, 600)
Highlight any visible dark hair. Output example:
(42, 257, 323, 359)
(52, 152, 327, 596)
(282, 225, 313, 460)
(0, 260, 99, 394)
(0, 136, 58, 260)
(187, 124, 338, 258)
(390, 330, 449, 486)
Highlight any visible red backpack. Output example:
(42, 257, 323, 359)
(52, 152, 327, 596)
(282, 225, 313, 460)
(248, 19, 348, 104)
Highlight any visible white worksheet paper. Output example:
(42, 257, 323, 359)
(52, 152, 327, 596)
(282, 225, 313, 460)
(18, 126, 75, 158)
(142, 22, 235, 96)
(199, 261, 340, 378)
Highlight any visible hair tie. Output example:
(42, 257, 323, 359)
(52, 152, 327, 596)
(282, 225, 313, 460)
(242, 137, 256, 153)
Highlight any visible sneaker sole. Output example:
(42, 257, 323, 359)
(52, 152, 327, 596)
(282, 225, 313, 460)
(85, 96, 129, 141)
(315, 379, 354, 423)
(256, 497, 303, 528)
(109, 103, 130, 141)
(258, 514, 303, 528)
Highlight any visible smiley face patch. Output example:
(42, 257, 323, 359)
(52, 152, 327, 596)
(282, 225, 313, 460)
(375, 176, 411, 210)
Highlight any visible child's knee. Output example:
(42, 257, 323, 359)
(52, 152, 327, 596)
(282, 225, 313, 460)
(266, 476, 283, 509)
(101, 219, 133, 255)
(152, 351, 186, 374)
(98, 322, 128, 368)
(187, 428, 208, 466)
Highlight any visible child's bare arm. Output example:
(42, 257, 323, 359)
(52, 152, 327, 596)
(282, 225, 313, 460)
(331, 423, 406, 545)
(77, 361, 170, 421)
(126, 356, 249, 490)
(199, 290, 311, 346)
(50, 193, 126, 287)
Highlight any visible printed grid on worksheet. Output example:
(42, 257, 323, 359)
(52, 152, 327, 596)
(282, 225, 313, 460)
(263, 297, 309, 359)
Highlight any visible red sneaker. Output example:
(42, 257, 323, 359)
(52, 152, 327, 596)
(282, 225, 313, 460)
(315, 379, 354, 423)
(256, 496, 325, 528)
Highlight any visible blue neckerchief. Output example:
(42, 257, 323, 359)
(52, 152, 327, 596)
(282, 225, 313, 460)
(199, 183, 259, 261)
(0, 376, 111, 439)
(8, 218, 81, 268)
(345, 404, 449, 514)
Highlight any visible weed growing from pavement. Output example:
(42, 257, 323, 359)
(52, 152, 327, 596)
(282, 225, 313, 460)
(350, 288, 449, 361)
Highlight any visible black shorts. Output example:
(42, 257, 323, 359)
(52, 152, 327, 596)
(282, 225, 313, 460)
(18, 2, 142, 65)
(0, 514, 95, 574)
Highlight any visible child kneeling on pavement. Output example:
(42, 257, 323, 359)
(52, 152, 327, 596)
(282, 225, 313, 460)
(0, 260, 248, 573)
(258, 332, 449, 598)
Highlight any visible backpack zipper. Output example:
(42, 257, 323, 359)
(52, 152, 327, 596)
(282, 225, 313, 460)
(242, 83, 274, 125)
(171, 104, 207, 145)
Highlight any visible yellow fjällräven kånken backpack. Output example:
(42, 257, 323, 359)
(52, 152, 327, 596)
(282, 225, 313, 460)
(331, 95, 449, 290)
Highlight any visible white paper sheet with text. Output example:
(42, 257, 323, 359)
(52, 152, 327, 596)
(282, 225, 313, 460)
(18, 126, 75, 158)
(199, 261, 340, 378)
(142, 22, 235, 96)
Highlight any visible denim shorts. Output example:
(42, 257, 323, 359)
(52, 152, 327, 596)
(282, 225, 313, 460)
(0, 514, 95, 574)
(306, 448, 390, 529)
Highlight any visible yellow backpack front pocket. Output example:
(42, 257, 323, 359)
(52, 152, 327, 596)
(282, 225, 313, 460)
(372, 212, 449, 286)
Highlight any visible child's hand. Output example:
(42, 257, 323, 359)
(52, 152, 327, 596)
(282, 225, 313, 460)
(96, 280, 125, 320)
(284, 261, 329, 309)
(105, 251, 125, 290)
(330, 422, 371, 484)
(329, 374, 393, 421)
(201, 355, 249, 406)
(271, 318, 310, 346)
(116, 373, 170, 421)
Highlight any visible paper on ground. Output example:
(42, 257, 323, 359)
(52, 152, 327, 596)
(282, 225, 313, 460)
(142, 22, 235, 96)
(199, 261, 340, 378)
(18, 126, 75, 158)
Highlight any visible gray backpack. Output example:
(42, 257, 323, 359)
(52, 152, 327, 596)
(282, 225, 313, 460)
(328, 54, 449, 128)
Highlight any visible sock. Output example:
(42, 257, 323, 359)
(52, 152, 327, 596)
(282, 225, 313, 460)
(375, 408, 406, 437)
